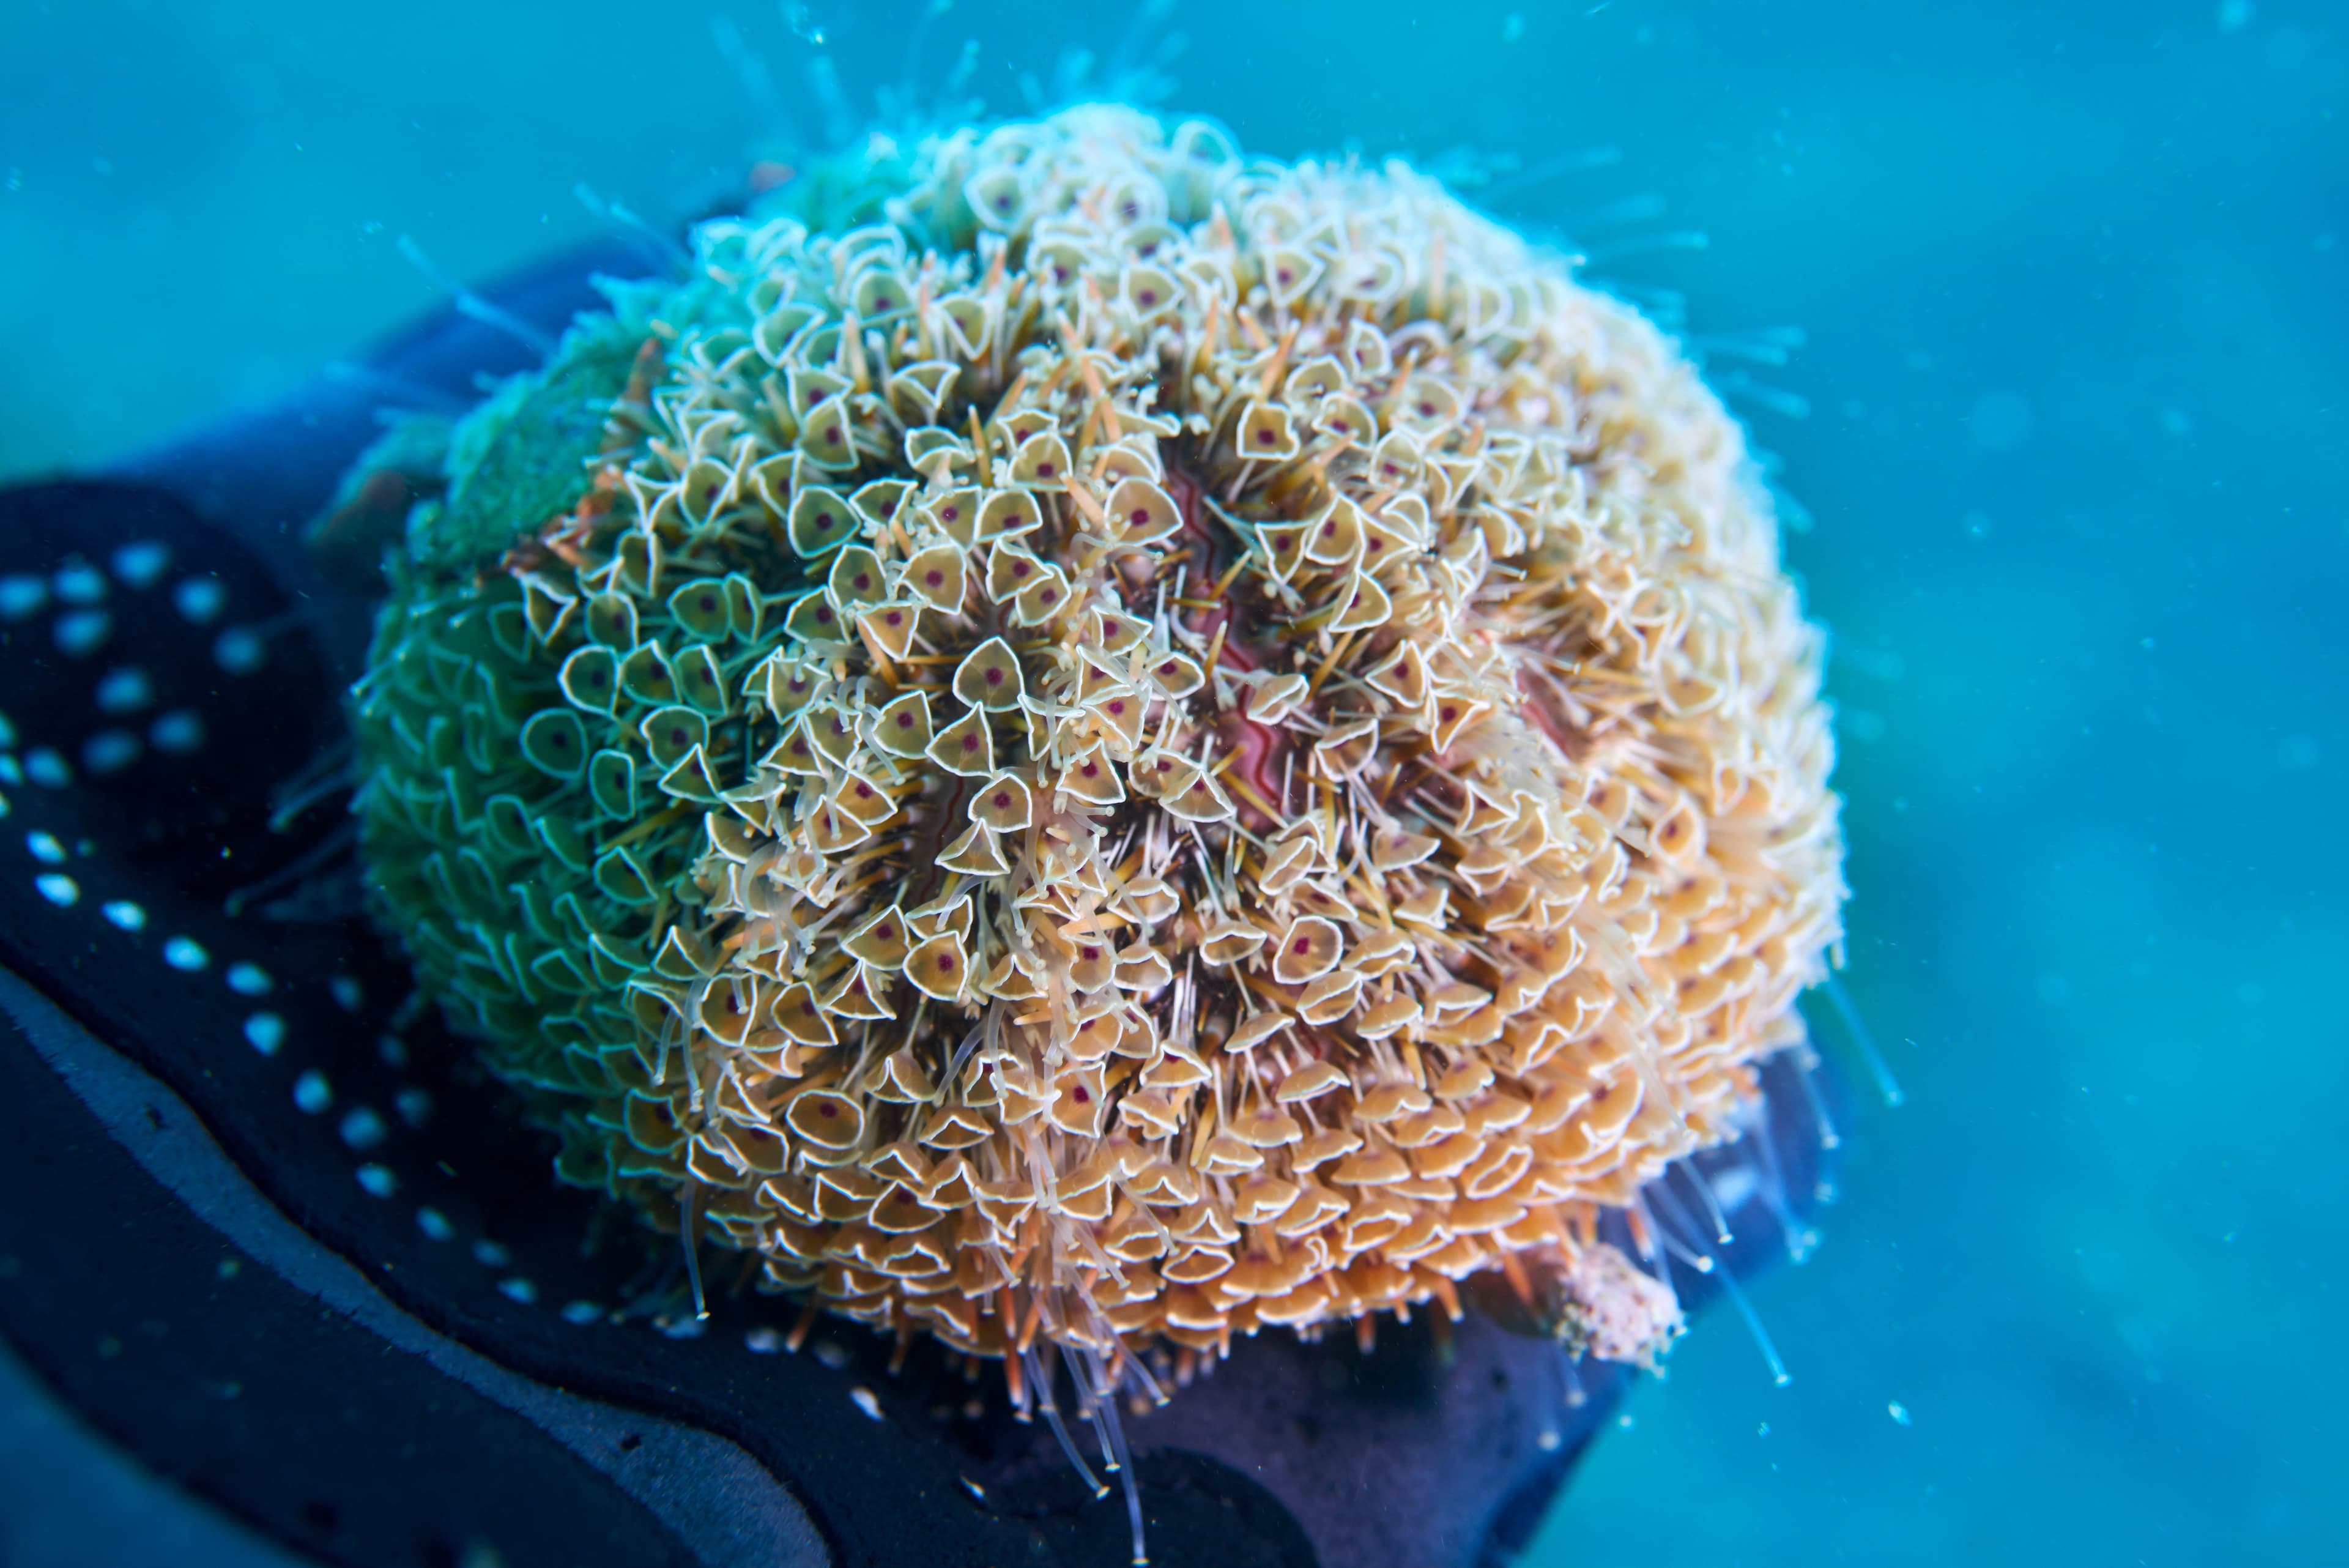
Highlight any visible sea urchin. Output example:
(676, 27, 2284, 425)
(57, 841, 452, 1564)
(353, 104, 1842, 1442)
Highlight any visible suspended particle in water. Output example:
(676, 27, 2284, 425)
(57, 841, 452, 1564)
(782, 2, 826, 45)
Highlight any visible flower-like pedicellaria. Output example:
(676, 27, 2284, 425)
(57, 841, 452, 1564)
(355, 106, 1843, 1389)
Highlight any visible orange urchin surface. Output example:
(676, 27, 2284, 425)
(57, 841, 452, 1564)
(354, 104, 1844, 1388)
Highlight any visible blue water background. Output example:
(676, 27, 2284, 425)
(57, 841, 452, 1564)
(3, 1, 2342, 1562)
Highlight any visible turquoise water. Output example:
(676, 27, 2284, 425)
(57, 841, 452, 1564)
(4, 1, 2342, 1562)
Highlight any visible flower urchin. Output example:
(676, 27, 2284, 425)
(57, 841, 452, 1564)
(355, 105, 1842, 1408)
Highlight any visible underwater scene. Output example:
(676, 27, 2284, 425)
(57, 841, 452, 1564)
(0, 1, 2341, 1565)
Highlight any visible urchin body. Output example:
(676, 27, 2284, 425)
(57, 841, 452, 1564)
(355, 106, 1842, 1387)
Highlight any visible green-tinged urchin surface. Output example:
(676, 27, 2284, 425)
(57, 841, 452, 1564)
(352, 104, 1842, 1383)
